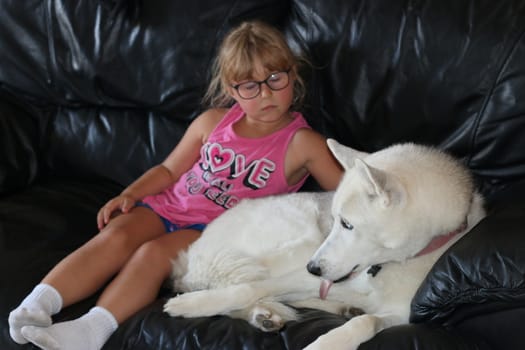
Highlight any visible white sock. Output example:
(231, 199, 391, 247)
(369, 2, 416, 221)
(9, 284, 63, 344)
(21, 306, 118, 350)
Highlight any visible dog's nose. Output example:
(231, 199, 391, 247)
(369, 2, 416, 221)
(306, 261, 322, 276)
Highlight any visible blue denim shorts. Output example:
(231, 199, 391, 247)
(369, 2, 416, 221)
(135, 202, 206, 233)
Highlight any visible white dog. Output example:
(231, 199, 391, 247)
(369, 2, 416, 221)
(164, 139, 485, 349)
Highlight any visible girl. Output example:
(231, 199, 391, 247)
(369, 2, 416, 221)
(9, 21, 343, 350)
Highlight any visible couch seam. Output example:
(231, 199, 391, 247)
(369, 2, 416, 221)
(467, 13, 525, 166)
(44, 0, 57, 95)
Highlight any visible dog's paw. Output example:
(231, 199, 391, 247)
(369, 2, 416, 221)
(250, 306, 284, 332)
(245, 301, 298, 332)
(164, 288, 244, 317)
(164, 292, 217, 317)
(164, 295, 191, 317)
(340, 306, 365, 319)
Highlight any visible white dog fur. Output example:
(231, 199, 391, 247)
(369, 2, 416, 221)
(164, 139, 486, 349)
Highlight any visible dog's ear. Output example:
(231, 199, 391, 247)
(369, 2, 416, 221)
(327, 139, 368, 170)
(354, 159, 405, 208)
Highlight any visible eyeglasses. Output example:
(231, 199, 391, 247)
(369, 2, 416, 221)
(231, 69, 291, 100)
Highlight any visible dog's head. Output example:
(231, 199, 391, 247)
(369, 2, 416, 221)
(308, 139, 478, 294)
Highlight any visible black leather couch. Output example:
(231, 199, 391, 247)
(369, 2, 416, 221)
(1, 0, 525, 349)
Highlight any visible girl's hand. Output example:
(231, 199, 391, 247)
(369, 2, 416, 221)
(97, 194, 137, 230)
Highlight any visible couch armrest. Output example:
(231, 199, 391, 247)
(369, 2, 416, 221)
(0, 93, 40, 194)
(410, 181, 525, 348)
(411, 205, 525, 322)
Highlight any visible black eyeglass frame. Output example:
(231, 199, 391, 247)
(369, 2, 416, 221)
(231, 68, 292, 100)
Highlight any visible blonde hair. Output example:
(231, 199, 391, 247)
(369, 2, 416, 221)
(203, 21, 307, 109)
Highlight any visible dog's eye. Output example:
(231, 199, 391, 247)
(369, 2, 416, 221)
(340, 218, 354, 230)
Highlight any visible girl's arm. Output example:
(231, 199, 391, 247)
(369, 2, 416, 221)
(97, 108, 226, 228)
(285, 129, 344, 191)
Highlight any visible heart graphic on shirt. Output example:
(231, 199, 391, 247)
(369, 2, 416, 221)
(207, 143, 235, 173)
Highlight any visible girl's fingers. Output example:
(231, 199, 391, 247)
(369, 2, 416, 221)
(97, 208, 106, 230)
(121, 198, 135, 213)
(96, 195, 135, 229)
(97, 202, 114, 229)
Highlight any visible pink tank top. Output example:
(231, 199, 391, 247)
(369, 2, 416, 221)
(142, 103, 311, 227)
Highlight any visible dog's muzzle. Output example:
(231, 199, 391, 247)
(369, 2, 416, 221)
(313, 265, 359, 300)
(307, 261, 359, 282)
(306, 261, 322, 277)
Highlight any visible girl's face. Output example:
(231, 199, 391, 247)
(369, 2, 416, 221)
(229, 64, 295, 124)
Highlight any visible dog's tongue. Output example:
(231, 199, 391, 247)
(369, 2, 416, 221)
(319, 279, 333, 300)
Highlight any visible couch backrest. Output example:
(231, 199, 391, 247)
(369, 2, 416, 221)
(286, 0, 525, 196)
(1, 0, 525, 197)
(0, 0, 288, 189)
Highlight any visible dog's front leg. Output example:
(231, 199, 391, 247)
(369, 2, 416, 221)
(303, 313, 402, 350)
(164, 283, 262, 317)
(164, 270, 316, 318)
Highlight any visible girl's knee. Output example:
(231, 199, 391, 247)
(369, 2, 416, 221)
(96, 210, 164, 251)
(132, 240, 171, 268)
(97, 226, 136, 251)
(97, 222, 160, 253)
(123, 241, 174, 280)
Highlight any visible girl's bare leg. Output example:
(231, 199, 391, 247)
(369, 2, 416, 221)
(41, 206, 167, 306)
(20, 229, 202, 350)
(97, 228, 201, 323)
(9, 206, 166, 345)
